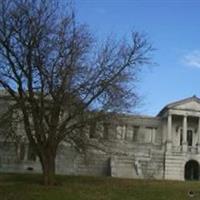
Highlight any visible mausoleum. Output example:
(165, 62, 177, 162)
(1, 94, 200, 181)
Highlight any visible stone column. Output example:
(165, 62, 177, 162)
(197, 117, 200, 152)
(166, 114, 172, 150)
(182, 115, 188, 152)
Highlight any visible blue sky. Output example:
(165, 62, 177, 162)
(75, 0, 200, 116)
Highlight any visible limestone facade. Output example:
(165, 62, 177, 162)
(1, 94, 200, 181)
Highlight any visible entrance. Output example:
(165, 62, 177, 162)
(180, 129, 193, 146)
(185, 160, 199, 180)
(187, 130, 193, 146)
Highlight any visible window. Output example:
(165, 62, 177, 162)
(180, 129, 193, 146)
(187, 130, 193, 146)
(103, 123, 109, 139)
(89, 123, 96, 138)
(145, 127, 152, 143)
(133, 126, 139, 142)
(124, 125, 134, 141)
(20, 143, 25, 161)
(180, 129, 183, 146)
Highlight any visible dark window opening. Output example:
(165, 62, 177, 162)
(20, 143, 25, 161)
(180, 129, 183, 146)
(89, 122, 96, 139)
(180, 129, 193, 146)
(103, 123, 109, 139)
(187, 130, 193, 146)
(133, 126, 139, 142)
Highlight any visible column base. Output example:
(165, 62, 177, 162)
(166, 141, 172, 151)
(196, 143, 200, 153)
(182, 143, 187, 152)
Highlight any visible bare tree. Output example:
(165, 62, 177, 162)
(0, 0, 153, 185)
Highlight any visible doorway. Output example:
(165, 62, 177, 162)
(185, 160, 199, 180)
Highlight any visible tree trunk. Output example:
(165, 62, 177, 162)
(41, 152, 56, 186)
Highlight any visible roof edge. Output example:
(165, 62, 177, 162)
(157, 95, 200, 117)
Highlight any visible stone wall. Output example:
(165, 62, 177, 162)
(0, 93, 166, 179)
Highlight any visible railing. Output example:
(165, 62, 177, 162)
(172, 146, 198, 153)
(188, 146, 198, 153)
(172, 146, 182, 152)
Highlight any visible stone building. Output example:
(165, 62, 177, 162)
(0, 93, 200, 181)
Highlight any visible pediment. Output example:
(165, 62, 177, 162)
(158, 96, 200, 116)
(172, 100, 200, 111)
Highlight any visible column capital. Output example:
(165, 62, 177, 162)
(167, 111, 172, 116)
(167, 113, 172, 120)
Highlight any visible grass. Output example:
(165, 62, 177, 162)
(0, 173, 199, 200)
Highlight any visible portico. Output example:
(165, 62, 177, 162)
(166, 110, 200, 153)
(158, 96, 200, 180)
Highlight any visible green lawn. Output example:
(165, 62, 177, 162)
(0, 173, 199, 200)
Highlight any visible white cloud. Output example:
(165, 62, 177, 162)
(182, 50, 200, 68)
